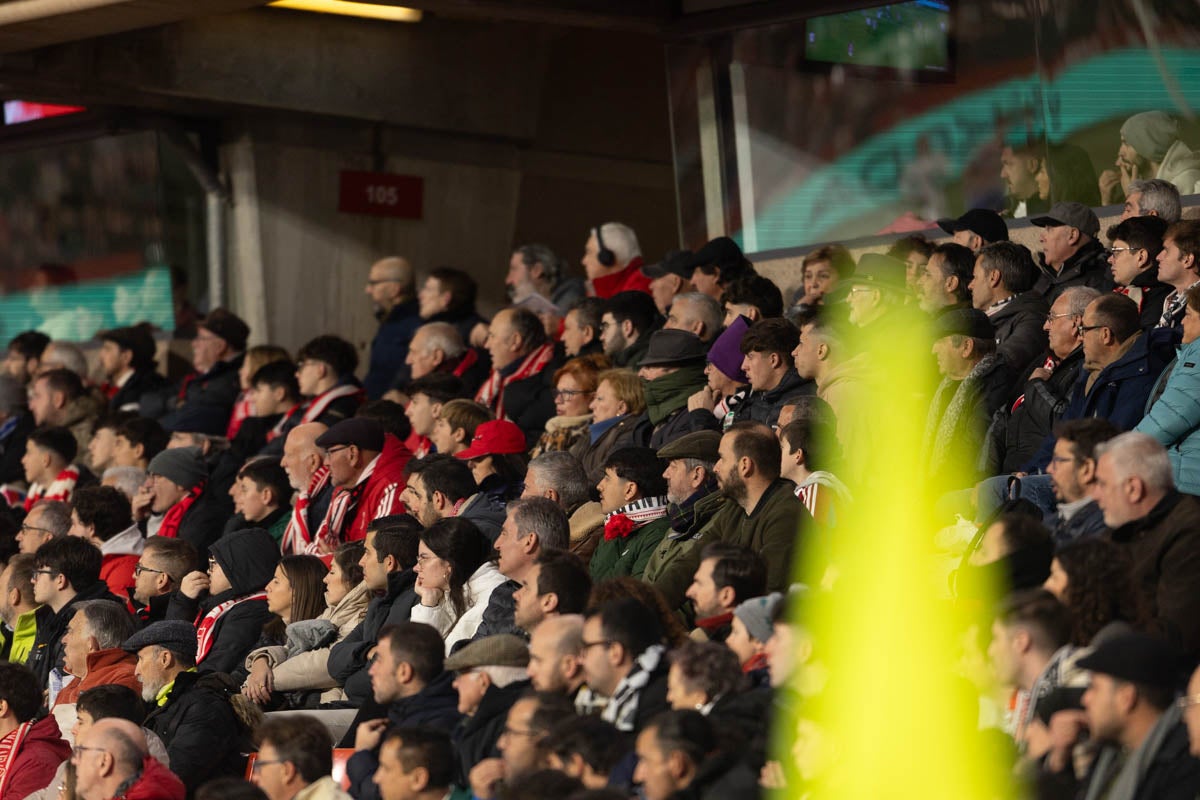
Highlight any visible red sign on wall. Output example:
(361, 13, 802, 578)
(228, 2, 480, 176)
(338, 171, 423, 219)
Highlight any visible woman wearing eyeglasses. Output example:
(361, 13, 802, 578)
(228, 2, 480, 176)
(531, 354, 611, 458)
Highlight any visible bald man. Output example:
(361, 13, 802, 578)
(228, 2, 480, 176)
(279, 422, 331, 554)
(365, 256, 421, 399)
(526, 615, 586, 697)
(74, 718, 184, 800)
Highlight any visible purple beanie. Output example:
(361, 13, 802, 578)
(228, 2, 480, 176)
(708, 315, 750, 383)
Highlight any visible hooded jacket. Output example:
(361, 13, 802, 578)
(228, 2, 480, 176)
(98, 524, 145, 600)
(120, 753, 187, 800)
(729, 369, 814, 429)
(989, 291, 1049, 381)
(327, 569, 417, 706)
(0, 715, 69, 800)
(1157, 139, 1200, 196)
(1136, 340, 1200, 495)
(26, 580, 125, 691)
(142, 670, 249, 789)
(1034, 239, 1115, 305)
(166, 527, 280, 675)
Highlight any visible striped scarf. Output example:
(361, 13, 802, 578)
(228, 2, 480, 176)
(300, 383, 364, 425)
(24, 465, 80, 511)
(282, 466, 330, 555)
(603, 496, 668, 540)
(475, 343, 555, 419)
(225, 391, 253, 440)
(0, 722, 31, 798)
(310, 456, 378, 552)
(195, 592, 268, 664)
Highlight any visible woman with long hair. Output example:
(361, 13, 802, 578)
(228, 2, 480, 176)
(410, 518, 506, 653)
(1043, 537, 1147, 646)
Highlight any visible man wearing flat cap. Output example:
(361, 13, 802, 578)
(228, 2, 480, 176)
(1062, 632, 1200, 799)
(128, 620, 249, 787)
(444, 635, 531, 786)
(1031, 202, 1114, 303)
(922, 308, 1014, 491)
(642, 430, 731, 612)
(845, 253, 909, 334)
(141, 307, 250, 435)
(312, 417, 411, 549)
(636, 330, 721, 450)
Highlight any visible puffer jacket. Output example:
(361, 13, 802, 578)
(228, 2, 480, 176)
(989, 291, 1049, 382)
(409, 561, 507, 654)
(728, 369, 814, 429)
(984, 347, 1084, 474)
(1136, 339, 1200, 494)
(1034, 239, 1115, 304)
(166, 527, 280, 674)
(243, 579, 371, 704)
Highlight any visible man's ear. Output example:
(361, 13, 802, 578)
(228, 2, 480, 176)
(715, 585, 735, 610)
(1077, 457, 1096, 485)
(432, 490, 449, 512)
(395, 661, 414, 684)
(621, 320, 635, 340)
(816, 343, 829, 362)
(540, 592, 559, 615)
(409, 765, 431, 792)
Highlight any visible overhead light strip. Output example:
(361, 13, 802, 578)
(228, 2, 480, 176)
(268, 0, 422, 22)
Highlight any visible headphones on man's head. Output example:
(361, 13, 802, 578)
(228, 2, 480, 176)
(595, 224, 616, 267)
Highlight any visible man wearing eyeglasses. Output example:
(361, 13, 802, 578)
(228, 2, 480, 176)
(364, 256, 420, 400)
(1107, 215, 1171, 330)
(468, 692, 575, 800)
(73, 718, 184, 800)
(130, 538, 196, 626)
(16, 501, 70, 555)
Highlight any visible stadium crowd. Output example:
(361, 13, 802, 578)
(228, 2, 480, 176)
(0, 160, 1199, 800)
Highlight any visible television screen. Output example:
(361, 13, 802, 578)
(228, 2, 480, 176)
(805, 0, 951, 72)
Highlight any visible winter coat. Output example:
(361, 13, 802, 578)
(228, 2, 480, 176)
(327, 433, 411, 544)
(451, 679, 531, 786)
(1124, 264, 1173, 331)
(26, 580, 125, 690)
(244, 579, 371, 704)
(1, 715, 68, 800)
(410, 561, 507, 654)
(53, 648, 140, 707)
(344, 671, 462, 800)
(568, 501, 604, 564)
(1110, 491, 1200, 665)
(1051, 500, 1107, 547)
(700, 479, 803, 592)
(109, 369, 169, 414)
(118, 754, 187, 800)
(0, 411, 33, 486)
(729, 370, 814, 429)
(532, 414, 591, 457)
(1158, 139, 1200, 196)
(365, 299, 422, 399)
(166, 527, 280, 675)
(327, 569, 417, 706)
(571, 415, 649, 488)
(141, 481, 234, 564)
(816, 353, 878, 483)
(98, 524, 144, 600)
(458, 492, 507, 543)
(642, 491, 732, 611)
(990, 291, 1049, 381)
(985, 347, 1084, 474)
(494, 369, 556, 450)
(1034, 239, 1115, 305)
(144, 353, 245, 436)
(1136, 340, 1200, 494)
(471, 580, 521, 640)
(590, 516, 671, 582)
(665, 748, 760, 800)
(142, 670, 249, 789)
(922, 354, 1015, 490)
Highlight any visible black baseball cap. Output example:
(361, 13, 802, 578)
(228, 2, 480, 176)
(937, 209, 1010, 244)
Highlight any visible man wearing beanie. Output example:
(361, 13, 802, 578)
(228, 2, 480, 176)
(726, 592, 780, 687)
(141, 307, 249, 436)
(1101, 110, 1200, 205)
(136, 445, 226, 561)
(690, 314, 750, 427)
(165, 527, 280, 675)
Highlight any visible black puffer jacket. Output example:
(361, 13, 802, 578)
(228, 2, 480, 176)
(984, 347, 1084, 474)
(326, 569, 417, 706)
(143, 670, 250, 791)
(1034, 239, 1114, 304)
(729, 370, 814, 429)
(166, 527, 280, 674)
(110, 368, 168, 413)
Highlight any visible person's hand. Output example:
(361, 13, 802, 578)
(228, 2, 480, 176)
(469, 758, 507, 800)
(243, 658, 274, 704)
(469, 322, 489, 349)
(759, 760, 786, 789)
(354, 719, 388, 752)
(383, 389, 409, 406)
(1046, 709, 1088, 772)
(314, 536, 336, 555)
(1098, 168, 1123, 206)
(1028, 367, 1052, 382)
(688, 386, 719, 412)
(415, 574, 444, 607)
(131, 483, 155, 522)
(180, 571, 210, 600)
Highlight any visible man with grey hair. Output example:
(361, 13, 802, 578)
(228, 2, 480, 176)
(404, 322, 481, 396)
(1093, 431, 1200, 663)
(38, 341, 90, 380)
(522, 452, 604, 563)
(17, 500, 71, 554)
(581, 222, 652, 299)
(56, 599, 139, 706)
(364, 256, 420, 399)
(0, 372, 33, 485)
(473, 497, 571, 640)
(1123, 178, 1183, 223)
(101, 466, 146, 501)
(663, 293, 724, 343)
(508, 244, 585, 311)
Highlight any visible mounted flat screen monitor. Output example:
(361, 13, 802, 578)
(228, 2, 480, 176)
(805, 0, 952, 75)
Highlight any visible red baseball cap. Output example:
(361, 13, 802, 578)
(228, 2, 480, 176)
(454, 420, 526, 460)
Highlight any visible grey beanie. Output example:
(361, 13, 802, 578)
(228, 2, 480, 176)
(733, 592, 782, 643)
(1121, 111, 1179, 163)
(147, 446, 207, 490)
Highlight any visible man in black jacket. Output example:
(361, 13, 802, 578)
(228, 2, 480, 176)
(445, 635, 532, 786)
(730, 318, 811, 429)
(637, 331, 720, 450)
(581, 598, 669, 734)
(477, 308, 556, 448)
(634, 710, 758, 800)
(135, 446, 230, 562)
(127, 620, 249, 790)
(1032, 202, 1114, 303)
(96, 325, 167, 414)
(970, 241, 1049, 379)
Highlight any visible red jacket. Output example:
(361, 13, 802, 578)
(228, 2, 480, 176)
(54, 648, 141, 707)
(341, 434, 412, 543)
(101, 554, 139, 601)
(122, 753, 186, 800)
(1, 715, 69, 800)
(589, 258, 652, 299)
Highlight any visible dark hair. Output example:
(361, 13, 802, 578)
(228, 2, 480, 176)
(510, 498, 570, 552)
(408, 454, 477, 505)
(667, 640, 746, 702)
(994, 588, 1072, 653)
(95, 411, 139, 435)
(779, 413, 838, 472)
(142, 537, 197, 584)
(727, 421, 782, 481)
(588, 578, 687, 647)
(406, 373, 465, 405)
(379, 621, 446, 683)
(369, 514, 423, 571)
(977, 242, 1037, 294)
(601, 447, 667, 498)
(585, 597, 664, 660)
(72, 485, 132, 542)
(521, 690, 578, 738)
(296, 335, 358, 378)
(357, 401, 413, 441)
(437, 400, 492, 444)
(420, 518, 492, 617)
(381, 727, 455, 790)
(77, 684, 146, 725)
(1053, 418, 1122, 463)
(427, 267, 478, 314)
(7, 331, 50, 361)
(1090, 293, 1141, 343)
(505, 307, 550, 353)
(28, 426, 77, 464)
(534, 549, 592, 615)
(930, 243, 976, 303)
(100, 325, 157, 372)
(195, 779, 269, 800)
(501, 770, 584, 800)
(250, 361, 301, 401)
(802, 244, 855, 278)
(568, 297, 606, 336)
(34, 536, 101, 591)
(1106, 216, 1169, 265)
(115, 417, 169, 463)
(1166, 220, 1200, 262)
(604, 291, 659, 338)
(723, 275, 783, 320)
(887, 234, 934, 262)
(993, 513, 1052, 555)
(6, 554, 35, 606)
(238, 458, 293, 509)
(0, 662, 41, 722)
(257, 715, 334, 784)
(333, 541, 366, 588)
(646, 710, 716, 765)
(36, 368, 85, 403)
(278, 555, 329, 623)
(546, 717, 630, 778)
(700, 542, 767, 605)
(1055, 539, 1147, 646)
(739, 318, 800, 359)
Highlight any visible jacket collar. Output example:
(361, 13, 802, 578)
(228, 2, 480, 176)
(1111, 490, 1180, 543)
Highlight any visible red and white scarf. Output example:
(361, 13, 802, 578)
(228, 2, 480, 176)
(301, 384, 364, 425)
(157, 482, 204, 539)
(282, 466, 330, 555)
(309, 456, 379, 553)
(0, 722, 32, 798)
(266, 403, 303, 443)
(475, 343, 554, 419)
(226, 391, 253, 440)
(24, 466, 81, 512)
(195, 591, 268, 664)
